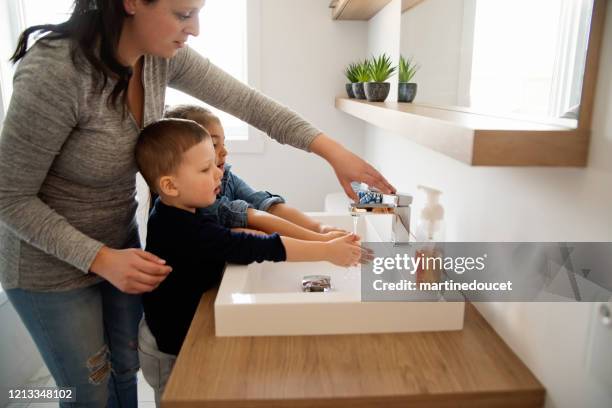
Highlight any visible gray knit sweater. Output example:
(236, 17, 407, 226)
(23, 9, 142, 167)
(0, 39, 320, 291)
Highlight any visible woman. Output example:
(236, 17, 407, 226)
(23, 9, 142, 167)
(0, 0, 395, 406)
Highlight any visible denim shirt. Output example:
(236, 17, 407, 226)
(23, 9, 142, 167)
(198, 164, 285, 228)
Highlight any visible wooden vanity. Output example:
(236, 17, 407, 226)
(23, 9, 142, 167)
(162, 288, 545, 407)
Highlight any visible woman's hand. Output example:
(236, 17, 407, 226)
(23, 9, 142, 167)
(90, 246, 172, 294)
(310, 133, 396, 201)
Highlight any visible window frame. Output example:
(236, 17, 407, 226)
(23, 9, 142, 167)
(225, 0, 265, 154)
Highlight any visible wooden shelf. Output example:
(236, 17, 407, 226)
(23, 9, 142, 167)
(330, 0, 392, 20)
(163, 288, 545, 407)
(402, 0, 427, 13)
(336, 97, 589, 166)
(328, 0, 425, 20)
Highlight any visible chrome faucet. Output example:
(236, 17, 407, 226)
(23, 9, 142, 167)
(391, 194, 412, 244)
(349, 193, 413, 244)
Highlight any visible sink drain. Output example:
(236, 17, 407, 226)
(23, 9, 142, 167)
(302, 275, 332, 292)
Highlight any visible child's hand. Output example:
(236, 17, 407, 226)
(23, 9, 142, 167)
(325, 233, 363, 267)
(320, 230, 351, 241)
(319, 224, 349, 234)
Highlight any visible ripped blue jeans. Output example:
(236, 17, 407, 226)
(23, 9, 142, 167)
(6, 280, 142, 408)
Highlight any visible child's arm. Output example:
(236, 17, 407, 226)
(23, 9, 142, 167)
(227, 171, 285, 214)
(267, 203, 348, 234)
(281, 233, 363, 267)
(200, 220, 363, 267)
(226, 172, 347, 236)
(267, 203, 321, 232)
(247, 208, 345, 241)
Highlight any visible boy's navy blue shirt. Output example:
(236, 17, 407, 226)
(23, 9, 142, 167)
(143, 199, 287, 355)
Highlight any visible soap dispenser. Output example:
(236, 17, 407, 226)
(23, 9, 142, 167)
(414, 185, 445, 284)
(415, 185, 444, 241)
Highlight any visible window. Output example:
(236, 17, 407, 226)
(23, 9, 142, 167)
(0, 0, 73, 122)
(0, 0, 263, 151)
(166, 0, 263, 152)
(21, 0, 73, 25)
(469, 0, 593, 119)
(166, 0, 249, 141)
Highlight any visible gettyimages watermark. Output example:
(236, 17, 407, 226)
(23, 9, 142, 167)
(360, 242, 612, 302)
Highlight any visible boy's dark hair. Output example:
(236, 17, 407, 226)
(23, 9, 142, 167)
(164, 104, 221, 129)
(135, 119, 211, 194)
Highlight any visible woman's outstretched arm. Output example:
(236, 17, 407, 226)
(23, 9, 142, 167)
(167, 47, 395, 199)
(309, 133, 396, 201)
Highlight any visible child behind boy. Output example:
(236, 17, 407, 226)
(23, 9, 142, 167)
(164, 104, 347, 240)
(134, 118, 363, 406)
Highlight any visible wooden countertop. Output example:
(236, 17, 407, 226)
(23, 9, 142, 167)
(163, 288, 545, 407)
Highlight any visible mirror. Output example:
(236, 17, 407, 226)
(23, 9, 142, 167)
(400, 0, 596, 128)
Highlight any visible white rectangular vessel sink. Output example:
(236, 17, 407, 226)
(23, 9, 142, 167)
(214, 213, 465, 336)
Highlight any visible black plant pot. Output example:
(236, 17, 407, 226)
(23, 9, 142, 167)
(345, 83, 356, 98)
(352, 82, 367, 100)
(398, 82, 417, 103)
(364, 82, 390, 102)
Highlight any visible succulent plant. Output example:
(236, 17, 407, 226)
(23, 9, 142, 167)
(398, 55, 420, 83)
(344, 62, 361, 83)
(354, 59, 372, 83)
(367, 53, 396, 83)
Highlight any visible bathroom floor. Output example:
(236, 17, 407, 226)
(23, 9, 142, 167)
(5, 366, 156, 407)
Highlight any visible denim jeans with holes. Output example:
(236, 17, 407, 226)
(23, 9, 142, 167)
(6, 280, 142, 408)
(137, 318, 176, 407)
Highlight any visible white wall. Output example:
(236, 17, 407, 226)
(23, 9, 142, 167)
(368, 0, 401, 101)
(229, 0, 369, 211)
(400, 0, 468, 106)
(367, 2, 612, 407)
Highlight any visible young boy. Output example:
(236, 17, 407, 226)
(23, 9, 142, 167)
(164, 104, 347, 240)
(134, 118, 363, 405)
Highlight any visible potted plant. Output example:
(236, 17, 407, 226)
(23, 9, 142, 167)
(351, 59, 371, 100)
(344, 62, 360, 98)
(398, 55, 420, 103)
(364, 53, 396, 102)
